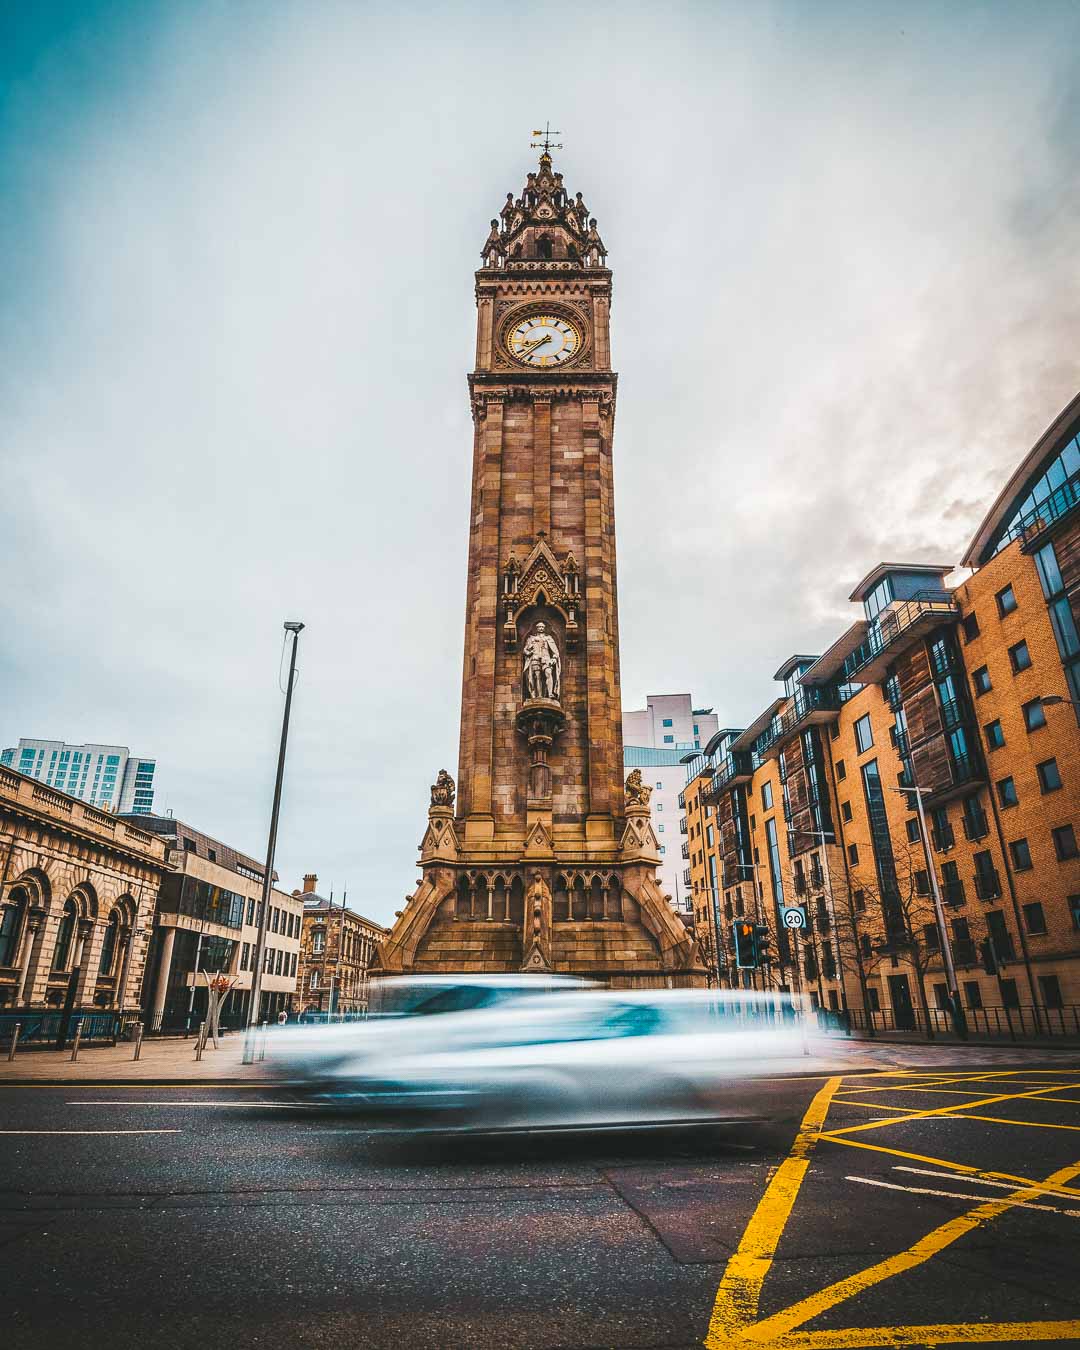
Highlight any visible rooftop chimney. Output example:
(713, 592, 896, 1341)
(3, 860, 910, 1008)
(302, 873, 318, 894)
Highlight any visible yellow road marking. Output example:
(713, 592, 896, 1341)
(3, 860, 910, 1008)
(815, 1131, 1080, 1197)
(821, 1082, 1077, 1137)
(737, 1320, 1080, 1347)
(704, 1076, 841, 1343)
(743, 1158, 1080, 1343)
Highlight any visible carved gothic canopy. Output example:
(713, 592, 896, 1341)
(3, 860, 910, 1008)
(500, 536, 581, 651)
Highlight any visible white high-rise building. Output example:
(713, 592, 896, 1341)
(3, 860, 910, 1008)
(0, 738, 156, 814)
(622, 695, 719, 911)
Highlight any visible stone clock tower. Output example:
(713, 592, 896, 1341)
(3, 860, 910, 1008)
(377, 151, 705, 986)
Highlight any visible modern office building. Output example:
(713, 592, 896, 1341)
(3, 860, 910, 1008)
(622, 696, 719, 909)
(125, 814, 302, 1028)
(1, 739, 156, 814)
(293, 874, 387, 1017)
(681, 390, 1080, 1027)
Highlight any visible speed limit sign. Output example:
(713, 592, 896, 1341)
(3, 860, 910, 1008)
(781, 905, 807, 930)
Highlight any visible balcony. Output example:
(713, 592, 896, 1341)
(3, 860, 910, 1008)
(925, 752, 987, 808)
(943, 877, 966, 906)
(679, 818, 688, 835)
(939, 698, 968, 733)
(700, 751, 753, 802)
(681, 842, 690, 860)
(974, 867, 1002, 901)
(756, 687, 842, 762)
(962, 807, 989, 841)
(1012, 466, 1080, 553)
(840, 591, 961, 685)
(932, 823, 955, 852)
(682, 869, 692, 888)
(892, 729, 911, 759)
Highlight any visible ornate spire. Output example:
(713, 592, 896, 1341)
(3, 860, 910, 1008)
(481, 152, 606, 269)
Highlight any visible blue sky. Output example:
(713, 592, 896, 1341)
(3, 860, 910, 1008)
(3, 1, 1079, 921)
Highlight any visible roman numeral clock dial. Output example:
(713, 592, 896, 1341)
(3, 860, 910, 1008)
(507, 313, 581, 367)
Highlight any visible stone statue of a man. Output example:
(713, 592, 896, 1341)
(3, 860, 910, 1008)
(523, 622, 561, 701)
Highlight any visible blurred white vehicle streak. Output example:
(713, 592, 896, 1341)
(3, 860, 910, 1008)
(271, 983, 810, 1132)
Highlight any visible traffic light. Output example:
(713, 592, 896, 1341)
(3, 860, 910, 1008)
(733, 921, 757, 968)
(980, 937, 998, 976)
(754, 924, 771, 966)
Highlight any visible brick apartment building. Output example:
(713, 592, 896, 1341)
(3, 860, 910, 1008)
(682, 391, 1080, 1030)
(293, 875, 387, 1017)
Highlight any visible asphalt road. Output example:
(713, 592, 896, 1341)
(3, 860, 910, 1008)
(2, 1064, 1080, 1350)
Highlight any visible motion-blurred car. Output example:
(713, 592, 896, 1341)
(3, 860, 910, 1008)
(285, 988, 808, 1130)
(271, 974, 591, 1094)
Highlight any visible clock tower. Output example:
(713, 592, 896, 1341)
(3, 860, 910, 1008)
(377, 150, 705, 986)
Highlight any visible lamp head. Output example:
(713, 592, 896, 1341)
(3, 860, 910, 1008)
(283, 621, 305, 634)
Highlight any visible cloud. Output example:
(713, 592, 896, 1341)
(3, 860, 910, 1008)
(2, 0, 1079, 921)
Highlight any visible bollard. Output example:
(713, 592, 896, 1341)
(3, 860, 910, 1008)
(7, 1022, 21, 1062)
(242, 1027, 256, 1065)
(195, 1020, 207, 1061)
(70, 1019, 83, 1063)
(258, 1020, 268, 1062)
(132, 1022, 144, 1060)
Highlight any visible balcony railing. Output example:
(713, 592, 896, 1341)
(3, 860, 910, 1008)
(962, 808, 989, 841)
(953, 938, 977, 966)
(943, 877, 966, 906)
(681, 842, 690, 860)
(892, 730, 911, 759)
(841, 590, 960, 684)
(974, 867, 1002, 901)
(755, 687, 842, 760)
(932, 823, 955, 852)
(1007, 466, 1080, 552)
(679, 818, 688, 835)
(700, 751, 753, 801)
(939, 697, 968, 733)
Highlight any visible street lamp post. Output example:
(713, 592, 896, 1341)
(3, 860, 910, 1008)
(249, 620, 305, 1028)
(887, 782, 967, 1040)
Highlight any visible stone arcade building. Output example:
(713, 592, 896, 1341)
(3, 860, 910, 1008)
(0, 766, 167, 1024)
(376, 151, 706, 986)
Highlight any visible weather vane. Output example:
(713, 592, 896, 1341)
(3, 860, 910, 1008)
(530, 123, 563, 154)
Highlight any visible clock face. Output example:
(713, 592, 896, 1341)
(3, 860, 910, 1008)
(506, 313, 582, 367)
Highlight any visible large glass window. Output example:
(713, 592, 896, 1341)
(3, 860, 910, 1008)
(0, 894, 26, 967)
(97, 911, 120, 975)
(854, 714, 874, 753)
(52, 900, 77, 971)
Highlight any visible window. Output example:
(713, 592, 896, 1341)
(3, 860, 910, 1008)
(240, 941, 250, 970)
(1053, 824, 1078, 861)
(655, 781, 663, 790)
(657, 824, 664, 833)
(986, 909, 1014, 960)
(995, 584, 1017, 617)
(984, 720, 1005, 750)
(841, 801, 852, 822)
(847, 843, 859, 865)
(836, 759, 847, 781)
(831, 723, 840, 741)
(905, 817, 920, 843)
(1071, 895, 1080, 930)
(1037, 759, 1062, 793)
(854, 715, 874, 753)
(207, 849, 216, 863)
(972, 666, 992, 696)
(999, 978, 1019, 1008)
(1008, 641, 1032, 673)
(246, 898, 256, 926)
(964, 981, 983, 1010)
(860, 934, 872, 957)
(1023, 699, 1047, 732)
(761, 782, 773, 810)
(706, 824, 714, 847)
(656, 802, 663, 811)
(1009, 838, 1033, 871)
(312, 929, 325, 954)
(1023, 903, 1046, 934)
(661, 718, 673, 727)
(915, 869, 930, 896)
(662, 734, 674, 744)
(659, 845, 666, 855)
(853, 889, 866, 912)
(996, 777, 1018, 808)
(922, 922, 940, 950)
(309, 969, 319, 990)
(962, 613, 980, 643)
(1039, 974, 1064, 1010)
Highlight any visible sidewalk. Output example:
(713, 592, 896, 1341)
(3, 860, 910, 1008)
(1, 1028, 1078, 1085)
(0, 1031, 281, 1083)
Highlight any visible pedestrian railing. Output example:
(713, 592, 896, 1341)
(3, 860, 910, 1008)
(0, 1009, 127, 1049)
(843, 1003, 1080, 1040)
